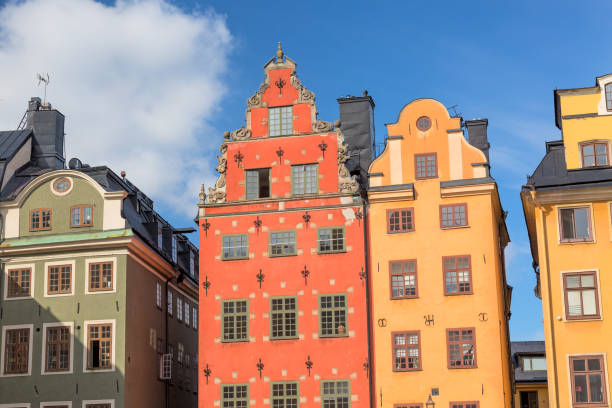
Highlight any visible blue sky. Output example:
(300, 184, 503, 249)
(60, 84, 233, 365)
(2, 0, 611, 341)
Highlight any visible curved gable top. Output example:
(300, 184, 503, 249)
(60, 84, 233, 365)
(369, 98, 488, 187)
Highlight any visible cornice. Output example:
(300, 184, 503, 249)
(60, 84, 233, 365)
(440, 182, 495, 198)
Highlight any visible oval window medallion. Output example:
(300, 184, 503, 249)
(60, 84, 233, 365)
(51, 177, 73, 196)
(416, 116, 432, 131)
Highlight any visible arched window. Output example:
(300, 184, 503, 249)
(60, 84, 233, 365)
(606, 83, 612, 111)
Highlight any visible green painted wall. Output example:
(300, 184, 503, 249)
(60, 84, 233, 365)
(19, 177, 104, 237)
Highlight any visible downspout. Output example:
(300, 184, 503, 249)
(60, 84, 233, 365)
(361, 199, 375, 408)
(539, 206, 560, 408)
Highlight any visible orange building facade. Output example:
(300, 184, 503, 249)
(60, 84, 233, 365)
(366, 99, 513, 408)
(197, 46, 371, 408)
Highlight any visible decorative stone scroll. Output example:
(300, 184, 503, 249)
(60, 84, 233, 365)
(247, 76, 270, 109)
(207, 132, 231, 203)
(337, 130, 359, 194)
(290, 70, 315, 103)
(313, 119, 333, 133)
(230, 126, 251, 141)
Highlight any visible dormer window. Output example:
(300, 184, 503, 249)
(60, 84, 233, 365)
(245, 168, 270, 199)
(71, 205, 93, 227)
(605, 83, 612, 111)
(189, 251, 195, 277)
(30, 209, 52, 231)
(580, 142, 609, 168)
(269, 106, 292, 136)
(157, 224, 163, 249)
(172, 235, 177, 263)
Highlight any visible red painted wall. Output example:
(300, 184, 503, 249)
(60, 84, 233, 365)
(198, 54, 370, 408)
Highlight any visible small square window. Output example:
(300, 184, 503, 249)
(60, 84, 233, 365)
(559, 206, 593, 242)
(443, 256, 472, 295)
(88, 262, 113, 291)
(414, 153, 437, 179)
(30, 208, 52, 231)
(48, 264, 72, 295)
(318, 227, 345, 253)
(570, 355, 607, 405)
(245, 168, 271, 199)
(291, 164, 318, 195)
(270, 230, 297, 257)
(440, 204, 467, 228)
(581, 141, 609, 167)
(392, 331, 421, 371)
(7, 267, 32, 298)
(389, 260, 417, 299)
(387, 208, 414, 233)
(70, 205, 93, 227)
(222, 234, 249, 260)
(447, 328, 476, 368)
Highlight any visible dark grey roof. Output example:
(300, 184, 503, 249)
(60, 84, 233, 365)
(526, 140, 612, 191)
(511, 341, 547, 384)
(0, 129, 32, 160)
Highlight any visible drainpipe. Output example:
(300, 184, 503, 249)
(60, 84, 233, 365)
(361, 200, 375, 408)
(539, 207, 560, 408)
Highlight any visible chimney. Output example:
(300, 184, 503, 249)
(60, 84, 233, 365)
(26, 97, 65, 170)
(465, 119, 490, 162)
(337, 92, 376, 190)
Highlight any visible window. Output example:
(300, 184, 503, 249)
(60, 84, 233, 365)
(48, 265, 72, 295)
(606, 83, 612, 111)
(85, 404, 113, 408)
(246, 168, 271, 199)
(291, 164, 318, 195)
(167, 290, 173, 316)
(522, 356, 547, 371)
(559, 206, 592, 242)
(88, 262, 113, 291)
(158, 223, 163, 249)
(416, 116, 431, 131)
(415, 153, 437, 179)
(222, 383, 249, 408)
(70, 205, 93, 227)
(570, 355, 607, 405)
(318, 227, 345, 254)
(87, 323, 112, 370)
(270, 297, 297, 339)
(321, 380, 350, 408)
(581, 142, 609, 168)
(193, 306, 198, 330)
(30, 208, 52, 231)
(189, 251, 195, 277)
(392, 331, 421, 371)
(390, 260, 417, 299)
(270, 230, 297, 257)
(45, 326, 70, 372)
(444, 256, 472, 295)
(272, 382, 299, 408)
(319, 294, 347, 337)
(3, 327, 30, 374)
(222, 234, 248, 260)
(172, 235, 177, 263)
(222, 299, 249, 342)
(447, 328, 476, 368)
(519, 391, 538, 408)
(156, 282, 162, 308)
(450, 403, 479, 408)
(269, 106, 293, 136)
(184, 302, 190, 326)
(177, 297, 183, 321)
(387, 209, 414, 233)
(440, 204, 467, 228)
(177, 343, 184, 366)
(394, 405, 422, 408)
(7, 267, 32, 298)
(563, 272, 600, 319)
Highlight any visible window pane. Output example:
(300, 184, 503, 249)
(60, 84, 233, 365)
(574, 374, 588, 402)
(581, 275, 594, 287)
(567, 291, 582, 316)
(573, 359, 586, 372)
(560, 209, 575, 239)
(574, 208, 590, 239)
(531, 357, 547, 371)
(566, 275, 580, 288)
(245, 170, 259, 199)
(582, 290, 597, 315)
(589, 373, 604, 402)
(71, 208, 81, 226)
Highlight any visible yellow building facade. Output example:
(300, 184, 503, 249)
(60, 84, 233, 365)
(367, 99, 513, 408)
(522, 74, 612, 408)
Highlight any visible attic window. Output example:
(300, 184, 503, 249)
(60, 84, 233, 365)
(416, 116, 431, 131)
(172, 236, 177, 263)
(245, 168, 270, 199)
(522, 356, 546, 371)
(269, 106, 292, 136)
(157, 224, 163, 249)
(606, 83, 612, 111)
(189, 251, 195, 277)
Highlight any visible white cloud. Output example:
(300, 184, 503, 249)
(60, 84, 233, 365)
(0, 0, 231, 215)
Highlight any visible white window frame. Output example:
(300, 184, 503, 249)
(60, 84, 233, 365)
(83, 319, 116, 373)
(559, 268, 604, 322)
(44, 260, 76, 297)
(82, 400, 115, 408)
(84, 257, 117, 295)
(41, 402, 72, 407)
(0, 324, 34, 377)
(3, 263, 35, 301)
(41, 321, 74, 375)
(156, 282, 162, 308)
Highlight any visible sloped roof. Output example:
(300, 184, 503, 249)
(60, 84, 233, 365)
(0, 130, 32, 161)
(511, 341, 547, 384)
(526, 140, 612, 190)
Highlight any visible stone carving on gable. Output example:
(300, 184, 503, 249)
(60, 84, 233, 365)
(230, 126, 252, 141)
(336, 130, 359, 194)
(247, 76, 270, 109)
(290, 71, 315, 104)
(313, 119, 333, 133)
(207, 132, 230, 204)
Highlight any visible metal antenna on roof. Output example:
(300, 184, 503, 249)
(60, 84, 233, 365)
(37, 73, 50, 104)
(448, 104, 461, 118)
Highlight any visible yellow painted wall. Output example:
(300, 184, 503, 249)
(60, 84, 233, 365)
(368, 98, 512, 408)
(514, 384, 549, 408)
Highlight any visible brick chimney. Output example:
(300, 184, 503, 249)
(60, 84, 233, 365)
(26, 97, 65, 170)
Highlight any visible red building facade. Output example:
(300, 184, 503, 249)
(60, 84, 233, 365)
(198, 46, 371, 408)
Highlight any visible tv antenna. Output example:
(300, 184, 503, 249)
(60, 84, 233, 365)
(448, 104, 461, 118)
(37, 73, 50, 104)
